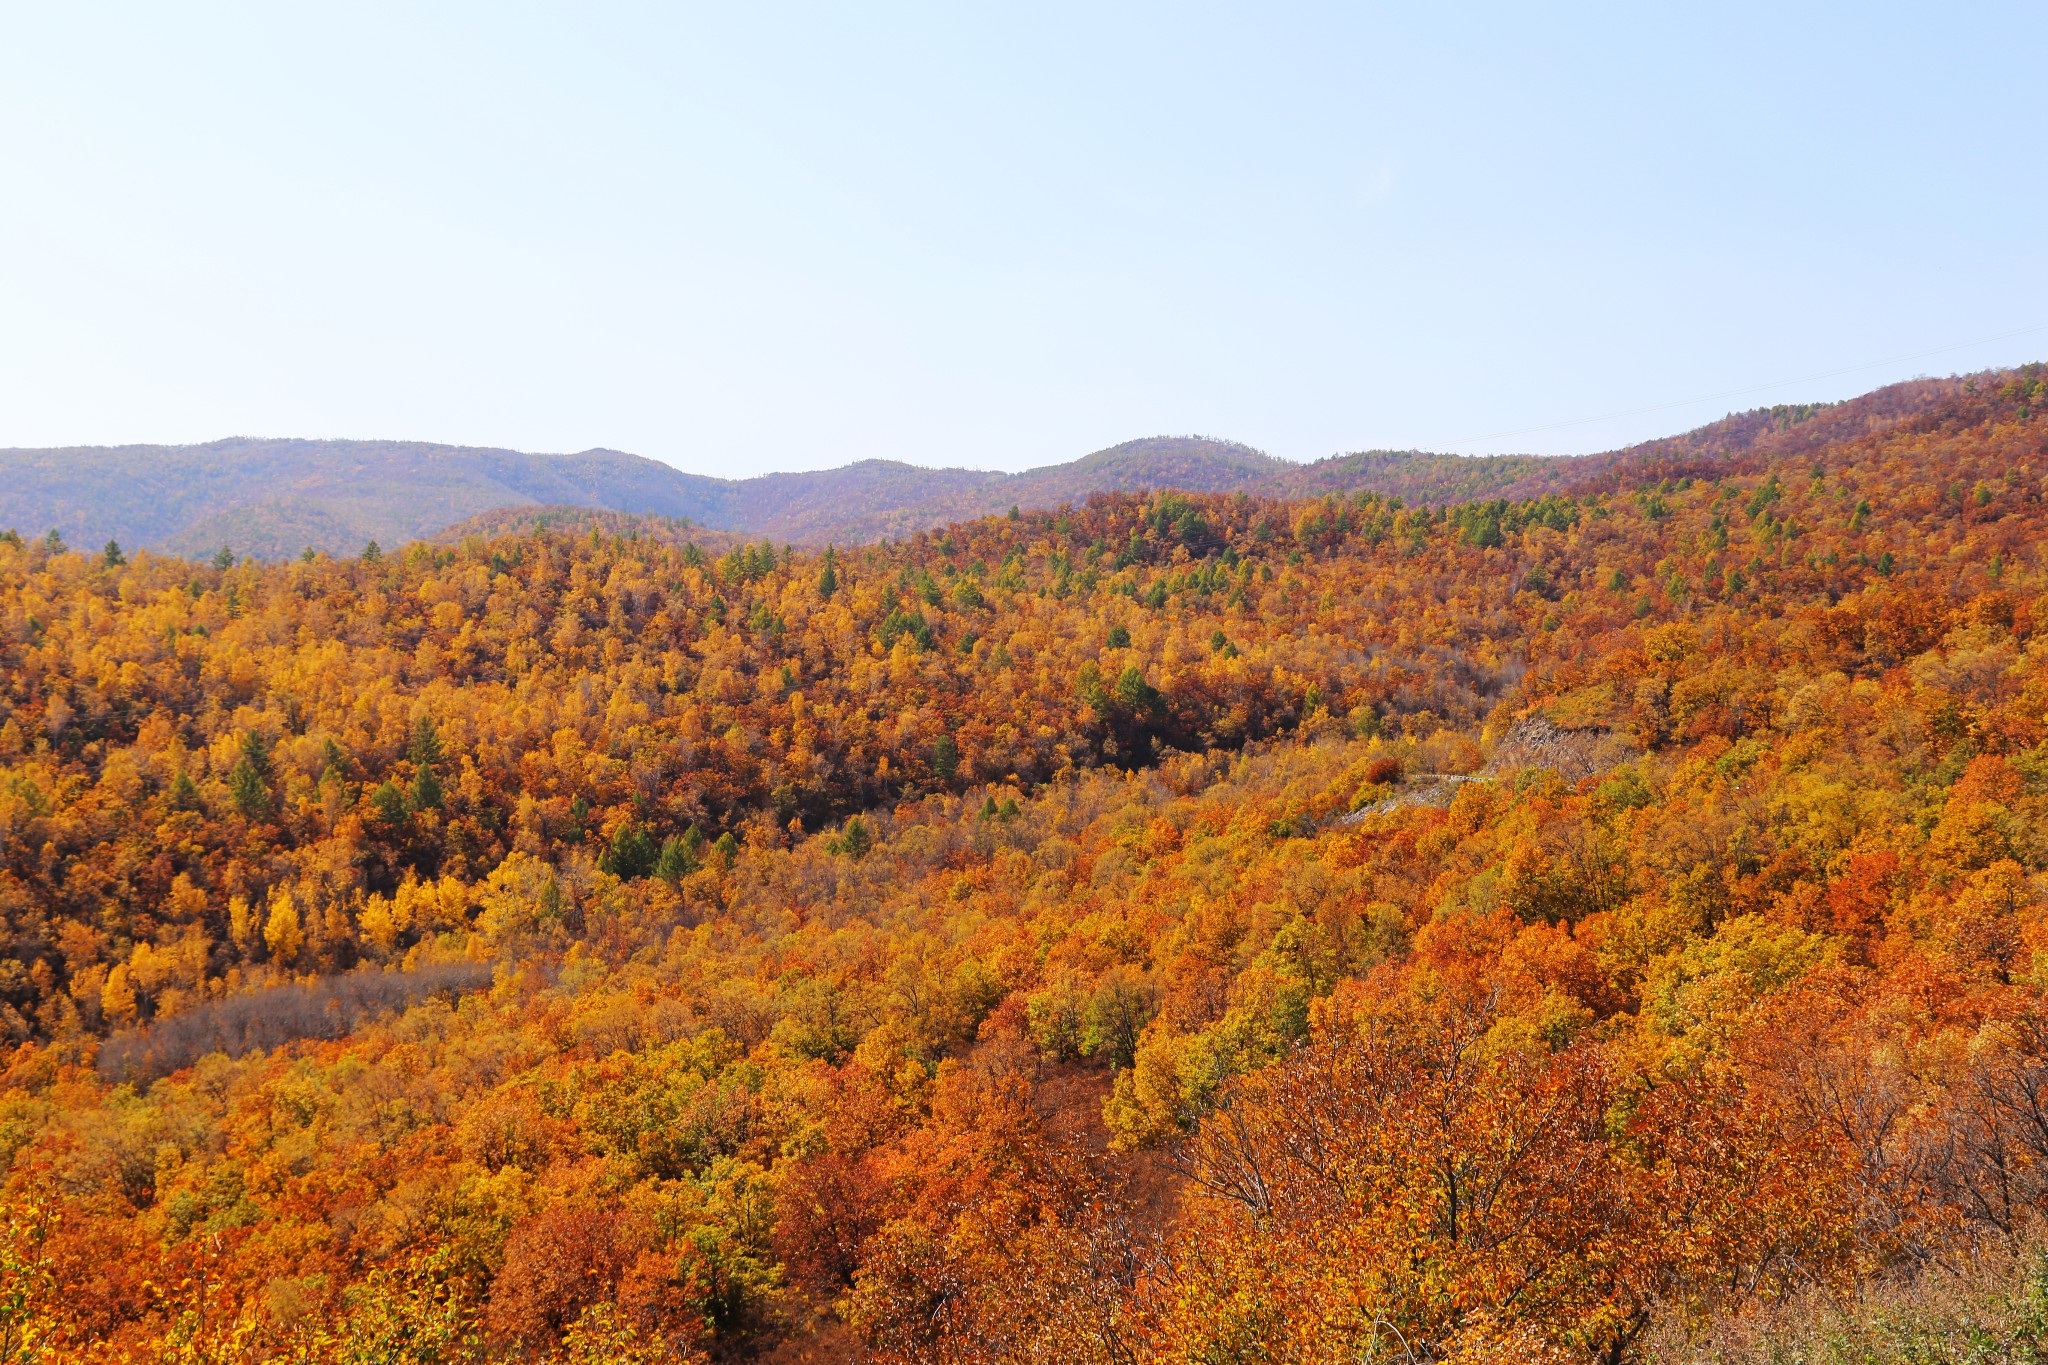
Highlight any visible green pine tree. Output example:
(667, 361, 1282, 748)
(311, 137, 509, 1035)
(406, 716, 443, 768)
(410, 763, 443, 812)
(227, 759, 269, 818)
(601, 822, 659, 880)
(830, 816, 873, 860)
(653, 834, 697, 883)
(227, 732, 273, 818)
(370, 780, 408, 825)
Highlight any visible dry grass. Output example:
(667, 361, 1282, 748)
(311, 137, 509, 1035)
(1643, 1241, 2048, 1364)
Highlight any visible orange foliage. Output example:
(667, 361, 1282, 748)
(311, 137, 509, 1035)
(2, 366, 2048, 1358)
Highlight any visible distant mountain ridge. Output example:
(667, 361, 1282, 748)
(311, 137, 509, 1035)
(0, 438, 723, 561)
(0, 434, 1292, 559)
(743, 437, 1299, 544)
(0, 372, 2003, 558)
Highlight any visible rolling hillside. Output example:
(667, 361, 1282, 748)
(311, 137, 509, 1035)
(0, 435, 1291, 559)
(0, 372, 2001, 558)
(5, 362, 2048, 1360)
(0, 439, 728, 562)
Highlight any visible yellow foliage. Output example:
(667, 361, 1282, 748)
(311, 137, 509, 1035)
(264, 887, 303, 965)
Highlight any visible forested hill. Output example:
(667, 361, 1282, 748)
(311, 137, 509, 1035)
(0, 439, 726, 563)
(0, 435, 1298, 559)
(0, 371, 2000, 558)
(5, 362, 2048, 1359)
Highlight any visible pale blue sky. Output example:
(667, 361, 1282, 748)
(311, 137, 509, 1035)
(2, 4, 2042, 475)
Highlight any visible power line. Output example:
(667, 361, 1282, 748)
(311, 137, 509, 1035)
(1445, 322, 2048, 452)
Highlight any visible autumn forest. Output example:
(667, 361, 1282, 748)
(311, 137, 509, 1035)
(7, 366, 2048, 1362)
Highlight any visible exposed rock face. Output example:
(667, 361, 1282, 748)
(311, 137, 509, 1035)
(1338, 717, 1632, 823)
(1478, 717, 1634, 783)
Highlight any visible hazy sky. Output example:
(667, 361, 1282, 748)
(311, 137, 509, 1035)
(2, 4, 2042, 475)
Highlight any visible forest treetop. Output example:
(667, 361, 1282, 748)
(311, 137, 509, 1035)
(2, 363, 2047, 1362)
